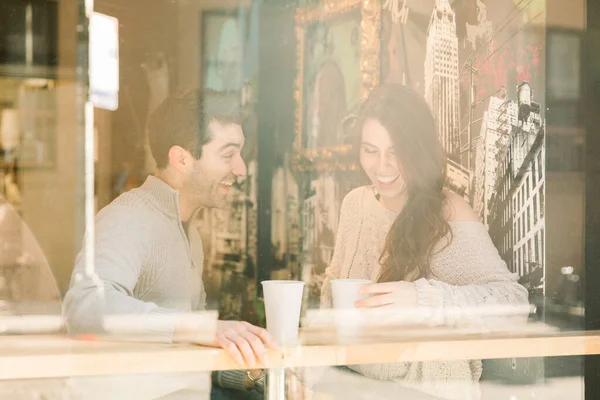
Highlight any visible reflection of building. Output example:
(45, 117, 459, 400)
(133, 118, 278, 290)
(424, 0, 461, 160)
(446, 159, 470, 200)
(208, 187, 249, 273)
(246, 161, 258, 269)
(488, 142, 515, 273)
(487, 82, 544, 278)
(472, 96, 515, 227)
(511, 83, 543, 176)
(300, 174, 339, 275)
(490, 128, 544, 277)
(196, 176, 256, 317)
(271, 160, 300, 276)
(295, 168, 364, 304)
(512, 130, 544, 277)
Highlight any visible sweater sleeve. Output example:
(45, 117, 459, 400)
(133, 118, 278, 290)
(212, 371, 264, 395)
(62, 206, 181, 343)
(414, 222, 530, 327)
(354, 223, 521, 399)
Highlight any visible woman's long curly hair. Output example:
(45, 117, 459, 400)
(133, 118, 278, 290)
(355, 84, 452, 282)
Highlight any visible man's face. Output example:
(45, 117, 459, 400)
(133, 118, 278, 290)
(183, 119, 246, 209)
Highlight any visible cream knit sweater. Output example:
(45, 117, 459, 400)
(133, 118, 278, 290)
(320, 186, 529, 400)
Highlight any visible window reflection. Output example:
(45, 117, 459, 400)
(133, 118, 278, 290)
(0, 0, 592, 399)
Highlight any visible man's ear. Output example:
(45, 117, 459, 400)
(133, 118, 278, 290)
(167, 145, 193, 173)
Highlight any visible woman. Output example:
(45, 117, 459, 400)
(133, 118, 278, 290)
(320, 84, 529, 399)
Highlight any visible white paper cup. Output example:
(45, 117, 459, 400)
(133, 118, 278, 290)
(330, 279, 372, 337)
(330, 279, 372, 309)
(261, 280, 305, 347)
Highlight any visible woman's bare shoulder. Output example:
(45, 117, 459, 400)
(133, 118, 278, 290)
(443, 190, 480, 222)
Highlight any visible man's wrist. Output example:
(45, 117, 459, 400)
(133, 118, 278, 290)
(243, 369, 265, 390)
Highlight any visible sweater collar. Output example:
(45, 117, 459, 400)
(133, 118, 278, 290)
(139, 175, 182, 220)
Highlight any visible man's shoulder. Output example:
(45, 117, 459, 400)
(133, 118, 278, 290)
(110, 187, 148, 208)
(96, 190, 162, 226)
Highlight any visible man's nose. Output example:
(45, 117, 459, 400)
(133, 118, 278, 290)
(233, 155, 247, 177)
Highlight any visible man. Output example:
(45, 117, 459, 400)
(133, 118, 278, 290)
(63, 89, 272, 399)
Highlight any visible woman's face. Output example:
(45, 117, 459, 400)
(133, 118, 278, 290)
(359, 118, 406, 201)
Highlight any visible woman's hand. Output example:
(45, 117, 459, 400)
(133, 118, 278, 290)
(354, 281, 418, 308)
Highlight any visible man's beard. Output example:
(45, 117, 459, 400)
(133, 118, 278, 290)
(185, 173, 226, 210)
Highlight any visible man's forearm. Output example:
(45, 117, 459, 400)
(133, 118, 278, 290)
(172, 313, 217, 344)
(64, 282, 183, 343)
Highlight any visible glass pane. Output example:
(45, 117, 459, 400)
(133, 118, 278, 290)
(0, 0, 82, 318)
(0, 0, 596, 399)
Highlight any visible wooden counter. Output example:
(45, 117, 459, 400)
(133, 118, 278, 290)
(2, 330, 600, 381)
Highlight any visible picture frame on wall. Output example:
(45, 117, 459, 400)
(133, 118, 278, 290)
(292, 0, 381, 173)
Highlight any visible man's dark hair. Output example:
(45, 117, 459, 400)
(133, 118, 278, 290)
(148, 88, 243, 169)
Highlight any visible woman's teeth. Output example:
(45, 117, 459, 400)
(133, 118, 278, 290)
(220, 181, 233, 186)
(376, 174, 399, 184)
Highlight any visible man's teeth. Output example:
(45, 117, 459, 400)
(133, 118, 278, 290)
(220, 181, 233, 186)
(376, 174, 399, 183)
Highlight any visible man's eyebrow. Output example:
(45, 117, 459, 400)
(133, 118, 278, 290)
(218, 143, 241, 151)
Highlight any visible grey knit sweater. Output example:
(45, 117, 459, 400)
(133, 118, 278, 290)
(63, 176, 260, 398)
(61, 176, 214, 399)
(320, 186, 530, 400)
(63, 176, 206, 340)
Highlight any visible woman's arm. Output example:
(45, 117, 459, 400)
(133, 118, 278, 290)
(415, 192, 529, 326)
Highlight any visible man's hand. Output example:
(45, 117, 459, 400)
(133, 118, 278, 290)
(213, 320, 279, 367)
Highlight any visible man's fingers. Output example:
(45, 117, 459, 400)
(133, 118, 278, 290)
(241, 331, 268, 366)
(217, 321, 279, 367)
(245, 323, 279, 349)
(227, 331, 257, 368)
(216, 333, 244, 366)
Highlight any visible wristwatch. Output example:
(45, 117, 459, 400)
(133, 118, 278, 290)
(245, 369, 265, 389)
